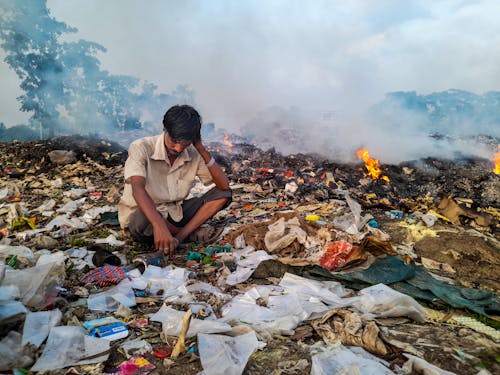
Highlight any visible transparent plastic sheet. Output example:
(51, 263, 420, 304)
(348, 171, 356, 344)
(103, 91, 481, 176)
(198, 331, 259, 375)
(1, 261, 65, 308)
(332, 214, 358, 234)
(353, 283, 427, 322)
(94, 234, 125, 247)
(0, 285, 20, 301)
(150, 305, 231, 338)
(402, 353, 457, 375)
(22, 309, 62, 348)
(0, 331, 33, 371)
(120, 338, 153, 359)
(31, 326, 110, 372)
(128, 265, 188, 298)
(186, 281, 232, 301)
(36, 251, 66, 266)
(310, 345, 395, 375)
(331, 194, 364, 235)
(87, 278, 136, 312)
(45, 214, 88, 230)
(346, 194, 362, 227)
(0, 244, 35, 265)
(220, 286, 306, 335)
(56, 197, 86, 214)
(264, 217, 307, 252)
(225, 247, 273, 286)
(0, 300, 27, 323)
(81, 205, 116, 223)
(279, 273, 357, 317)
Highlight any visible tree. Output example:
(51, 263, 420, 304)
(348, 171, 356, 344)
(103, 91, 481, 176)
(0, 0, 192, 137)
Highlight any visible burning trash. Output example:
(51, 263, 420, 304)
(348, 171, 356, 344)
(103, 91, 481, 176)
(356, 148, 390, 182)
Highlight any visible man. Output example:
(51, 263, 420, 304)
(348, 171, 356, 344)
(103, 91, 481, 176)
(118, 105, 232, 257)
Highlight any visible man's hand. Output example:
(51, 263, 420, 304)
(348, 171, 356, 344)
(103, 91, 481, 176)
(130, 176, 180, 257)
(153, 222, 178, 257)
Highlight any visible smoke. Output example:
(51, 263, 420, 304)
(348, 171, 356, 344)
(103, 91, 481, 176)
(1, 0, 499, 161)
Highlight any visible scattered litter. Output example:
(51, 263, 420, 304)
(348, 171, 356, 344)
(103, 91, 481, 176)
(198, 331, 259, 375)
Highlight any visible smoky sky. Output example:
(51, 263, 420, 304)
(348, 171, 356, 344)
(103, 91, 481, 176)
(1, 0, 499, 162)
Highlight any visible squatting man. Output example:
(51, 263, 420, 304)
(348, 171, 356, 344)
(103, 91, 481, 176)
(118, 105, 232, 256)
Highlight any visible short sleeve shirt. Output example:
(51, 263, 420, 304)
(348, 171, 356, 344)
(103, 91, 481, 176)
(118, 133, 213, 228)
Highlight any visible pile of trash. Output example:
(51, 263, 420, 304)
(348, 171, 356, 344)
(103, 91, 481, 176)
(0, 136, 499, 375)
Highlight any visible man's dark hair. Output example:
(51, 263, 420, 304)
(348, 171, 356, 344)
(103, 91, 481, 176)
(162, 105, 201, 142)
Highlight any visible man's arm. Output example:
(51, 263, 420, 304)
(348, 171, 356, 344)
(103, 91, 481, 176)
(129, 176, 177, 255)
(193, 140, 230, 190)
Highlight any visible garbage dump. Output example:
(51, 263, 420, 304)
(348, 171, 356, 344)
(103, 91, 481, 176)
(0, 135, 498, 374)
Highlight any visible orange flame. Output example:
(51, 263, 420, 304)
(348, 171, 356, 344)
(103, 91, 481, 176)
(356, 148, 390, 182)
(494, 145, 500, 174)
(223, 134, 234, 153)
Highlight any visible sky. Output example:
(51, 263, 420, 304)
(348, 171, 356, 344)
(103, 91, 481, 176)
(1, 0, 499, 161)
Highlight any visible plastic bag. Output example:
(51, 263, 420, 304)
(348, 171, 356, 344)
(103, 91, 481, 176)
(150, 305, 231, 337)
(120, 339, 153, 358)
(198, 331, 259, 375)
(402, 353, 457, 375)
(225, 247, 273, 286)
(220, 286, 306, 335)
(22, 309, 62, 348)
(0, 300, 27, 323)
(0, 331, 33, 371)
(31, 326, 110, 372)
(1, 261, 65, 308)
(0, 244, 35, 265)
(311, 345, 395, 375)
(264, 217, 307, 252)
(45, 214, 88, 230)
(318, 241, 355, 271)
(56, 197, 86, 214)
(352, 283, 427, 322)
(0, 285, 20, 301)
(94, 234, 125, 247)
(87, 278, 136, 312)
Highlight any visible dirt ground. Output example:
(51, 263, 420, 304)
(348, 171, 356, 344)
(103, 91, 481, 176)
(373, 211, 500, 291)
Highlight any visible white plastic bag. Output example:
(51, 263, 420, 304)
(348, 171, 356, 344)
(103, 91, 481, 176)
(0, 244, 35, 265)
(56, 197, 86, 214)
(0, 331, 33, 371)
(22, 309, 62, 348)
(279, 273, 356, 317)
(264, 217, 307, 252)
(225, 247, 273, 286)
(311, 345, 395, 375)
(87, 278, 136, 312)
(31, 326, 110, 372)
(198, 331, 259, 375)
(0, 300, 27, 323)
(150, 305, 231, 337)
(402, 353, 457, 375)
(352, 284, 427, 322)
(1, 261, 65, 308)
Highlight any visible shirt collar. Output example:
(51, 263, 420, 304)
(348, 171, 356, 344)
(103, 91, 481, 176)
(151, 133, 191, 164)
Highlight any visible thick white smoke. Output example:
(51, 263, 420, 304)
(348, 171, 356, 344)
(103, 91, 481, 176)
(0, 0, 499, 162)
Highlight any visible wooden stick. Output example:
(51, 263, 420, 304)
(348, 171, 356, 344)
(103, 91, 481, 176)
(171, 309, 193, 358)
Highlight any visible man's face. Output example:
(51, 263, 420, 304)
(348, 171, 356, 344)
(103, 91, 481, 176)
(164, 132, 191, 157)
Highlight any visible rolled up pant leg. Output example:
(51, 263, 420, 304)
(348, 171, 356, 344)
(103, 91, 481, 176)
(128, 209, 155, 244)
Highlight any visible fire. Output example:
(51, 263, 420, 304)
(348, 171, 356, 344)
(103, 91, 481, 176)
(494, 145, 500, 174)
(223, 134, 234, 148)
(356, 148, 390, 182)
